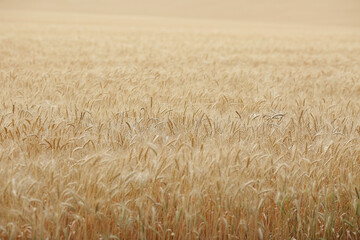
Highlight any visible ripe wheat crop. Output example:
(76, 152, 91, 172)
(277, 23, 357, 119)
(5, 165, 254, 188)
(0, 11, 360, 239)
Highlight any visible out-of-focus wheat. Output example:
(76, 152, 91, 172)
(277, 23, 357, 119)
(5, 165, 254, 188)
(0, 13, 360, 239)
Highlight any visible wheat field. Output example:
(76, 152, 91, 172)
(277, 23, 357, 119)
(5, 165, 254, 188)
(0, 7, 360, 240)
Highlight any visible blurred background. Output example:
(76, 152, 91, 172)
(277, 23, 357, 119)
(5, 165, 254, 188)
(1, 0, 360, 27)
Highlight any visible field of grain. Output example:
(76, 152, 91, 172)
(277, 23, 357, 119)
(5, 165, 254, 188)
(0, 9, 360, 239)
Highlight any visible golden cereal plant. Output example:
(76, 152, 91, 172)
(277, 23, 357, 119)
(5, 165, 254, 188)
(0, 11, 360, 240)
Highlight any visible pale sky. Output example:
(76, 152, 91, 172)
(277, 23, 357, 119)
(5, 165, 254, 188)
(1, 0, 360, 27)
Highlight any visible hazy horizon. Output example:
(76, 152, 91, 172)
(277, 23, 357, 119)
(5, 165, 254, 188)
(1, 0, 360, 27)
